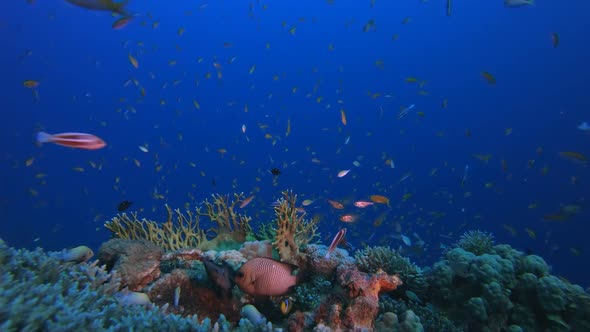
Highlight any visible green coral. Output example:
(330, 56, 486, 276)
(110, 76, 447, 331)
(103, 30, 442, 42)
(452, 230, 495, 256)
(355, 246, 427, 298)
(254, 222, 277, 242)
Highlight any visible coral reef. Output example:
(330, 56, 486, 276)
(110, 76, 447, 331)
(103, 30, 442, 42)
(98, 238, 164, 291)
(374, 310, 425, 332)
(450, 230, 495, 256)
(272, 190, 319, 266)
(292, 275, 333, 312)
(0, 238, 221, 331)
(196, 193, 253, 250)
(428, 241, 590, 331)
(6, 206, 590, 332)
(239, 240, 275, 260)
(355, 246, 427, 299)
(54, 245, 94, 263)
(379, 294, 461, 332)
(304, 243, 355, 278)
(254, 222, 277, 242)
(337, 265, 402, 330)
(104, 204, 205, 251)
(105, 194, 254, 252)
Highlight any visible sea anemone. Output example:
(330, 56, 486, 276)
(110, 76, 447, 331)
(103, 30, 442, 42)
(452, 230, 495, 256)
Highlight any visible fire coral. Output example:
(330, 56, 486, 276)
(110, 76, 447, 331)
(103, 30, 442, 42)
(273, 190, 319, 266)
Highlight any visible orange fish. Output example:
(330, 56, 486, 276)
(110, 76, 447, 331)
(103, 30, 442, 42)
(239, 195, 255, 208)
(340, 109, 347, 126)
(327, 199, 344, 209)
(128, 53, 139, 68)
(23, 80, 39, 88)
(370, 195, 390, 206)
(36, 131, 106, 150)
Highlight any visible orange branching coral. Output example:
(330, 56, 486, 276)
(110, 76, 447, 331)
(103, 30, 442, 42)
(196, 193, 252, 250)
(104, 205, 205, 251)
(273, 190, 319, 265)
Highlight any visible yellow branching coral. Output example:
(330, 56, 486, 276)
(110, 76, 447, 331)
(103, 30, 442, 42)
(104, 205, 205, 251)
(196, 193, 252, 250)
(273, 190, 319, 265)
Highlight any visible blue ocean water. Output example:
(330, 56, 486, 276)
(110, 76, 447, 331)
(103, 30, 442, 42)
(1, 0, 589, 287)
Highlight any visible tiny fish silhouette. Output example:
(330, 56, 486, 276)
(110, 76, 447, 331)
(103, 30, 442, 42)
(117, 200, 133, 212)
(271, 168, 281, 176)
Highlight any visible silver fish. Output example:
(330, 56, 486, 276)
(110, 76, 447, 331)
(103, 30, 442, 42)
(504, 0, 534, 7)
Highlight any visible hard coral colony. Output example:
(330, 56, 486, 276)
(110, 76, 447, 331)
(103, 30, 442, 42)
(1, 193, 589, 331)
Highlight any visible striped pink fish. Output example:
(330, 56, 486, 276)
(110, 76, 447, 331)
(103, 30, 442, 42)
(325, 228, 346, 259)
(235, 257, 297, 296)
(36, 131, 106, 150)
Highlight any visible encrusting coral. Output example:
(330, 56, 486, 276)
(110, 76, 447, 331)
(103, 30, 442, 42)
(98, 239, 164, 291)
(272, 190, 319, 266)
(339, 267, 403, 329)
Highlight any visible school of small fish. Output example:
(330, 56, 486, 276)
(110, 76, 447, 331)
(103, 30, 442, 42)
(17, 0, 588, 266)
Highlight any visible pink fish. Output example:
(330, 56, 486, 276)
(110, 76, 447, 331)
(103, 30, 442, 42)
(239, 195, 255, 208)
(235, 257, 298, 296)
(337, 169, 351, 178)
(354, 200, 374, 208)
(36, 131, 106, 150)
(112, 16, 133, 30)
(325, 228, 346, 259)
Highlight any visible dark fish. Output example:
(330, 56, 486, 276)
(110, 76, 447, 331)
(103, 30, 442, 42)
(117, 200, 133, 212)
(203, 258, 235, 298)
(270, 168, 281, 176)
